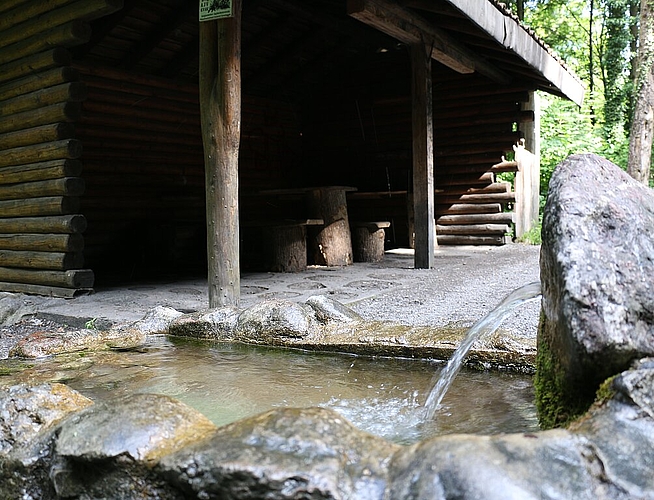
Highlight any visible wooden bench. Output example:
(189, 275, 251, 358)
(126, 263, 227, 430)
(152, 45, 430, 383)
(350, 221, 390, 262)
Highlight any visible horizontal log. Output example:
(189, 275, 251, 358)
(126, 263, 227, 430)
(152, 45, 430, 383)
(0, 20, 91, 66)
(79, 112, 199, 137)
(0, 0, 32, 16)
(0, 67, 79, 103)
(434, 203, 503, 215)
(0, 159, 82, 185)
(433, 111, 533, 129)
(0, 196, 80, 217)
(0, 281, 91, 297)
(0, 233, 83, 252)
(434, 172, 494, 187)
(0, 249, 84, 270)
(0, 48, 71, 85)
(491, 161, 520, 173)
(0, 267, 94, 288)
(0, 177, 85, 200)
(1, 82, 87, 117)
(0, 0, 122, 44)
(0, 123, 76, 151)
(85, 87, 199, 116)
(435, 224, 511, 235)
(0, 139, 83, 168)
(435, 182, 510, 196)
(435, 192, 516, 204)
(79, 73, 199, 105)
(0, 102, 81, 134)
(81, 100, 201, 126)
(74, 62, 198, 96)
(76, 125, 202, 147)
(436, 212, 515, 225)
(0, 215, 87, 234)
(436, 234, 507, 245)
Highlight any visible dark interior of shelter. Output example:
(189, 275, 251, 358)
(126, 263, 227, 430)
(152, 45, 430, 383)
(0, 0, 561, 293)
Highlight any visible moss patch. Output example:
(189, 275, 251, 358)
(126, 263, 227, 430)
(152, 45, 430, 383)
(534, 316, 591, 429)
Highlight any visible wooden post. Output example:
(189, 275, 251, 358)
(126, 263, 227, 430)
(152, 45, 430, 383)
(199, 1, 241, 308)
(411, 42, 435, 268)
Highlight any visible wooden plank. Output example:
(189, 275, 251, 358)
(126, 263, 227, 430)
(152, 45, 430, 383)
(0, 123, 76, 151)
(0, 249, 83, 270)
(0, 281, 91, 297)
(0, 196, 79, 217)
(411, 42, 435, 268)
(0, 177, 85, 200)
(0, 215, 87, 234)
(0, 233, 83, 252)
(0, 0, 77, 32)
(200, 0, 242, 307)
(0, 140, 83, 168)
(0, 48, 72, 85)
(0, 102, 81, 134)
(0, 159, 82, 185)
(0, 267, 93, 288)
(0, 21, 91, 66)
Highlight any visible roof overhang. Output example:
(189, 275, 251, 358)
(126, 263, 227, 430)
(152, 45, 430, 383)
(348, 0, 585, 106)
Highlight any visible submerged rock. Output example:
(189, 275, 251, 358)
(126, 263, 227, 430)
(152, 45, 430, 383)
(537, 153, 654, 427)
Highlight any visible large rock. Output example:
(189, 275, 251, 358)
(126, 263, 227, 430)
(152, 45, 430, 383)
(158, 406, 399, 499)
(537, 153, 654, 427)
(0, 383, 93, 500)
(51, 393, 216, 498)
(234, 299, 320, 344)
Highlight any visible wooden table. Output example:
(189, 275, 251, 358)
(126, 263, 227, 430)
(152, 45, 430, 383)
(259, 186, 357, 267)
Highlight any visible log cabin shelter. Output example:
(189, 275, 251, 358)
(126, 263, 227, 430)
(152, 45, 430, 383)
(0, 0, 584, 300)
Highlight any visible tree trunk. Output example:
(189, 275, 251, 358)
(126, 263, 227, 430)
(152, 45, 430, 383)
(199, 3, 242, 308)
(628, 0, 654, 185)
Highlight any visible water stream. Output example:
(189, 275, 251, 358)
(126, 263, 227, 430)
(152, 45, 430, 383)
(422, 281, 542, 422)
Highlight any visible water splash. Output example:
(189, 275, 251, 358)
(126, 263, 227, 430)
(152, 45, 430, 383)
(423, 281, 542, 422)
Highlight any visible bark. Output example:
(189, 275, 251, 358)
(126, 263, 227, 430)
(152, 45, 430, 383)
(628, 0, 654, 184)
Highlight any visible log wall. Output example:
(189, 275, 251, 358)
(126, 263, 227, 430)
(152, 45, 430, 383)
(73, 63, 301, 281)
(302, 60, 526, 247)
(0, 0, 123, 296)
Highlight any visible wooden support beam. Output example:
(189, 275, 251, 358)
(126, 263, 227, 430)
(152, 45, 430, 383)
(411, 42, 435, 269)
(348, 0, 511, 83)
(200, 1, 242, 308)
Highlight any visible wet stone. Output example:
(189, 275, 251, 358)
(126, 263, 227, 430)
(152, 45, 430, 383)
(234, 299, 319, 343)
(305, 294, 362, 324)
(168, 307, 240, 340)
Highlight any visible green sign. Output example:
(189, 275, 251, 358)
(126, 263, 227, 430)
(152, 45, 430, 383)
(199, 0, 233, 21)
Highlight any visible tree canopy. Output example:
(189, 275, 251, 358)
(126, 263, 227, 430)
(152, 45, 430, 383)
(505, 0, 652, 191)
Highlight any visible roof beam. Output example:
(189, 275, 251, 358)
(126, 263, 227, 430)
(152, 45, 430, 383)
(347, 0, 511, 84)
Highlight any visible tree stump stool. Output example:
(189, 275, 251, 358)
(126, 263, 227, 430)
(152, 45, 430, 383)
(262, 219, 323, 272)
(306, 186, 357, 266)
(351, 222, 390, 262)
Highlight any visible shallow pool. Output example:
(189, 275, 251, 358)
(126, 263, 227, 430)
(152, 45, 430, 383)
(2, 336, 539, 444)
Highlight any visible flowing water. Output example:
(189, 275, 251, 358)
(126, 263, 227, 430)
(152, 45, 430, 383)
(422, 281, 542, 422)
(0, 335, 539, 445)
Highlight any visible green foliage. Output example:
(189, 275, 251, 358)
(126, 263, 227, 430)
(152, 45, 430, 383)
(516, 220, 542, 245)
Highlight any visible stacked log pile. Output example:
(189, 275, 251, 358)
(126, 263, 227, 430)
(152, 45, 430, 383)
(0, 0, 123, 296)
(432, 76, 525, 245)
